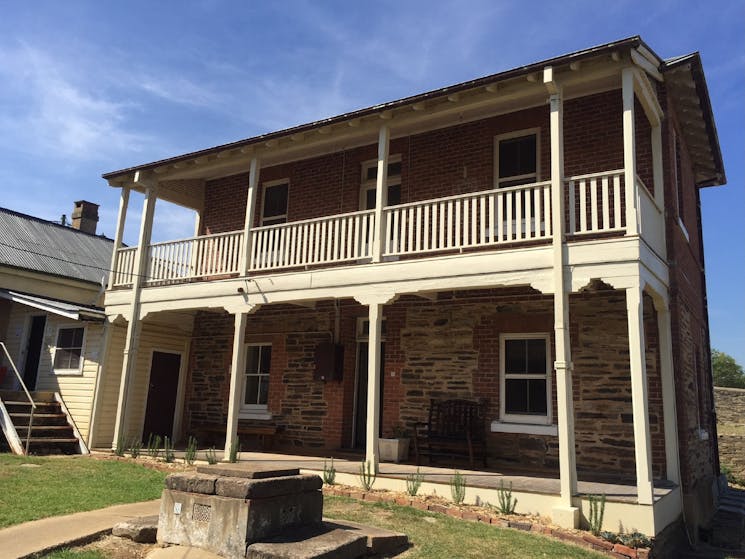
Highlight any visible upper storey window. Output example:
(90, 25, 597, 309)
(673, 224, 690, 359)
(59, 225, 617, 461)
(261, 180, 289, 226)
(360, 157, 402, 210)
(495, 130, 539, 188)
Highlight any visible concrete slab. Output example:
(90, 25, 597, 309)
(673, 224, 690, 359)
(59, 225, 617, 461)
(197, 464, 300, 479)
(323, 518, 408, 556)
(247, 525, 367, 559)
(0, 499, 161, 559)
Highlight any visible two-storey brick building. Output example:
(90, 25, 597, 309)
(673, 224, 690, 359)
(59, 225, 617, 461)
(91, 37, 725, 536)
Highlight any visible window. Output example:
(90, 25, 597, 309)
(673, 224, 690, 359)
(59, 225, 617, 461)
(53, 326, 85, 373)
(243, 344, 271, 413)
(360, 157, 402, 210)
(261, 181, 289, 226)
(494, 130, 539, 188)
(500, 334, 551, 424)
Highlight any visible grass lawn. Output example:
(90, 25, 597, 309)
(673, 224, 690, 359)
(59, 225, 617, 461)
(0, 454, 166, 528)
(323, 495, 604, 559)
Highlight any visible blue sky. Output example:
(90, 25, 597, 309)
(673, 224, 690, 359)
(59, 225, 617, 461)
(0, 1, 742, 364)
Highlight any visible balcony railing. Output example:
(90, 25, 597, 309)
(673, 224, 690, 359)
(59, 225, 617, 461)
(111, 170, 660, 288)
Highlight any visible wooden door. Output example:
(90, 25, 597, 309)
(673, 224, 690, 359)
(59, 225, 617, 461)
(142, 351, 181, 441)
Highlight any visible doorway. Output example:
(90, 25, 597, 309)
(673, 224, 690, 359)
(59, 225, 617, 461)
(353, 319, 385, 449)
(142, 351, 182, 441)
(22, 315, 46, 390)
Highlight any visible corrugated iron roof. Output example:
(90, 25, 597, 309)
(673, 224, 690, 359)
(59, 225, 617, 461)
(0, 207, 114, 286)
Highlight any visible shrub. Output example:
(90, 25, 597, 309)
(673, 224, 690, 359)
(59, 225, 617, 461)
(184, 436, 198, 465)
(450, 470, 466, 504)
(497, 480, 517, 514)
(406, 468, 423, 496)
(359, 460, 376, 491)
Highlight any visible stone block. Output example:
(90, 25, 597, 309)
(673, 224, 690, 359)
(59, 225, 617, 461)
(246, 526, 367, 559)
(165, 473, 217, 495)
(112, 515, 159, 543)
(216, 474, 322, 499)
(197, 463, 300, 479)
(323, 519, 408, 556)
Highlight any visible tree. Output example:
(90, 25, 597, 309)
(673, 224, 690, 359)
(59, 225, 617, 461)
(712, 349, 745, 389)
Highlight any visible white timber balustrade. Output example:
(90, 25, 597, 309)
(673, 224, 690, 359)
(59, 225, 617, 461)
(146, 230, 243, 284)
(113, 247, 138, 287)
(382, 181, 552, 256)
(566, 169, 625, 235)
(636, 176, 666, 258)
(249, 209, 375, 270)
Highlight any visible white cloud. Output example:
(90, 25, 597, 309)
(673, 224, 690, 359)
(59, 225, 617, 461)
(0, 43, 158, 161)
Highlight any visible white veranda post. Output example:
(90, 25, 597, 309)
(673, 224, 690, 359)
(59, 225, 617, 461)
(626, 284, 655, 505)
(365, 302, 383, 470)
(112, 180, 157, 448)
(225, 312, 249, 459)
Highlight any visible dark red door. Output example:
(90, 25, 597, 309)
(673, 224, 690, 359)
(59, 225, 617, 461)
(142, 351, 181, 441)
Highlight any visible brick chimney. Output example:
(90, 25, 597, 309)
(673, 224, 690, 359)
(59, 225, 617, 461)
(71, 200, 99, 235)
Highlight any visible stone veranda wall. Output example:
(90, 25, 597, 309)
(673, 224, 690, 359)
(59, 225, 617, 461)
(714, 387, 745, 483)
(183, 288, 666, 482)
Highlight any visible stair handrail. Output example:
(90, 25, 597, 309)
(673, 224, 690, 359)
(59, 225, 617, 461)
(0, 341, 36, 454)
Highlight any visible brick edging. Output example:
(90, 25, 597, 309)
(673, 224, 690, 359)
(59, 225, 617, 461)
(323, 485, 651, 559)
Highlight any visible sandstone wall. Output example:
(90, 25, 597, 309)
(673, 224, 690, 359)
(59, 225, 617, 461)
(714, 387, 745, 482)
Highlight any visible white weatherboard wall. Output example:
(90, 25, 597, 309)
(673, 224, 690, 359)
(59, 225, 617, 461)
(2, 302, 103, 440)
(93, 322, 189, 447)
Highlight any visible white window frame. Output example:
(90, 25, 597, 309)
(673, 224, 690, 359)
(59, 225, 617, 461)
(499, 332, 552, 426)
(493, 128, 541, 188)
(359, 154, 402, 210)
(260, 179, 289, 226)
(240, 342, 272, 420)
(52, 324, 86, 376)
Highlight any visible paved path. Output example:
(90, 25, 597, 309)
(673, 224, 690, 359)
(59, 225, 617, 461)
(0, 499, 161, 558)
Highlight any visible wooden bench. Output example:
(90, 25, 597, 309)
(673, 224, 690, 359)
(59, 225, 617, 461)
(413, 399, 487, 467)
(191, 423, 281, 451)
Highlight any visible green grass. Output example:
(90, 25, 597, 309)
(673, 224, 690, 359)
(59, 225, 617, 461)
(324, 495, 604, 559)
(0, 454, 166, 528)
(41, 550, 106, 559)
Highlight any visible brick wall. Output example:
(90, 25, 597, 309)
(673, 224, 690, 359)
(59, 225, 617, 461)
(185, 288, 666, 481)
(201, 90, 638, 235)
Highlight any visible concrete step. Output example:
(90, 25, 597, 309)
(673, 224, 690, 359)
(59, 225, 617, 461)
(246, 525, 368, 559)
(245, 519, 408, 559)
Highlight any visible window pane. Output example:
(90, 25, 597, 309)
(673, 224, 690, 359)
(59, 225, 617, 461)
(499, 135, 536, 179)
(388, 161, 402, 176)
(387, 184, 401, 206)
(366, 166, 377, 181)
(527, 379, 548, 414)
(259, 346, 272, 374)
(526, 338, 547, 373)
(244, 375, 259, 405)
(365, 188, 376, 210)
(505, 378, 528, 414)
(258, 375, 269, 405)
(263, 184, 288, 218)
(57, 329, 74, 347)
(504, 339, 526, 374)
(72, 328, 85, 347)
(54, 349, 71, 369)
(246, 346, 260, 374)
(68, 351, 81, 370)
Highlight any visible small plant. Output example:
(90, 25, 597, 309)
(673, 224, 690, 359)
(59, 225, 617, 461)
(406, 467, 424, 496)
(163, 436, 175, 463)
(359, 460, 376, 491)
(114, 431, 126, 457)
(450, 470, 466, 504)
(228, 437, 241, 463)
(184, 436, 198, 465)
(617, 531, 651, 548)
(205, 447, 218, 465)
(128, 438, 142, 459)
(146, 434, 162, 459)
(588, 493, 606, 535)
(497, 480, 517, 514)
(322, 458, 336, 485)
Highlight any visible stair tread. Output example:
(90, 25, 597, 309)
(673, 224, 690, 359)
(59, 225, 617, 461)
(9, 412, 66, 417)
(28, 438, 79, 443)
(3, 401, 60, 407)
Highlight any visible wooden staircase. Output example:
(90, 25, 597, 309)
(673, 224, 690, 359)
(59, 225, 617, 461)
(0, 390, 87, 455)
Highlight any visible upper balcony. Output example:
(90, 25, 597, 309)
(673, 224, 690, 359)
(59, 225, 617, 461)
(110, 168, 664, 292)
(102, 41, 680, 313)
